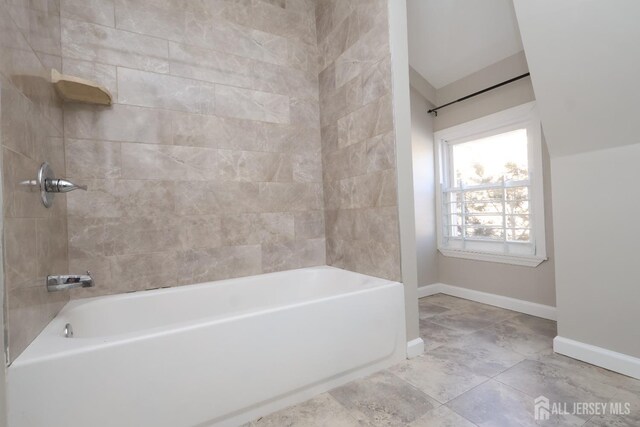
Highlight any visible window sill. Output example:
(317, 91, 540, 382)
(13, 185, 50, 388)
(439, 248, 547, 267)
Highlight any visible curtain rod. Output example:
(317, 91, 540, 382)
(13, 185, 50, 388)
(427, 72, 531, 116)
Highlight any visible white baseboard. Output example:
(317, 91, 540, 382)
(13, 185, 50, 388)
(416, 284, 441, 298)
(406, 338, 425, 359)
(554, 336, 640, 380)
(417, 282, 557, 320)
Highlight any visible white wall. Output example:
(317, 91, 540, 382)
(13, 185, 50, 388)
(434, 51, 534, 131)
(409, 67, 436, 105)
(388, 0, 421, 346)
(0, 124, 6, 426)
(409, 88, 438, 286)
(514, 1, 640, 158)
(552, 144, 640, 358)
(0, 298, 5, 427)
(514, 0, 640, 366)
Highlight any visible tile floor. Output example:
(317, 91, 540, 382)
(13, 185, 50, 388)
(246, 294, 640, 426)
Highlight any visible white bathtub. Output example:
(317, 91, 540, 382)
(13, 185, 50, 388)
(7, 266, 406, 427)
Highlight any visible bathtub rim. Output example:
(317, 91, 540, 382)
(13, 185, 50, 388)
(12, 266, 402, 367)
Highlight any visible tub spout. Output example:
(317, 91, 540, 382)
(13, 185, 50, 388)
(47, 272, 93, 292)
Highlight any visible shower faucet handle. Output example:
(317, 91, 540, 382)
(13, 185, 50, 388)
(44, 178, 87, 193)
(37, 162, 87, 208)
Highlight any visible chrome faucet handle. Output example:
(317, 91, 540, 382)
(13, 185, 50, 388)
(47, 271, 94, 292)
(37, 162, 87, 207)
(45, 178, 88, 193)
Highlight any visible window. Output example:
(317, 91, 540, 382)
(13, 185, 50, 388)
(434, 102, 547, 267)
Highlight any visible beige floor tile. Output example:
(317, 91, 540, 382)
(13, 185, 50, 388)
(409, 405, 477, 427)
(329, 370, 438, 427)
(418, 299, 451, 319)
(419, 319, 470, 352)
(467, 320, 554, 358)
(429, 334, 525, 377)
(495, 359, 620, 421)
(389, 353, 489, 404)
(427, 311, 500, 333)
(245, 393, 366, 427)
(422, 294, 519, 321)
(447, 380, 583, 426)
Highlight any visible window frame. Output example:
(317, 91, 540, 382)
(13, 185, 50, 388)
(434, 101, 547, 267)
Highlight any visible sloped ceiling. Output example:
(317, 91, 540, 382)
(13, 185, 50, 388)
(407, 0, 524, 89)
(513, 0, 640, 158)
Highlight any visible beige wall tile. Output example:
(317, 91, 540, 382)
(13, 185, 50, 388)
(221, 213, 295, 246)
(0, 13, 62, 129)
(109, 216, 182, 255)
(62, 19, 169, 72)
(326, 236, 400, 281)
(261, 125, 320, 154)
(174, 181, 261, 216)
(115, 0, 289, 66)
(111, 252, 178, 290)
(116, 179, 176, 217)
(61, 0, 115, 27)
(285, 0, 314, 13)
(2, 147, 45, 219)
(68, 217, 117, 259)
(1, 81, 37, 159)
(315, 0, 356, 44)
(337, 93, 393, 149)
(293, 152, 323, 183)
(120, 143, 219, 181)
(65, 139, 121, 179)
(7, 2, 61, 57)
(360, 56, 392, 106)
(169, 42, 317, 100)
(7, 286, 68, 360)
(222, 0, 317, 46)
(4, 218, 38, 291)
(172, 112, 262, 151)
(261, 0, 286, 9)
(334, 23, 390, 89)
(262, 238, 326, 273)
(66, 179, 122, 218)
(177, 245, 262, 285)
(117, 67, 216, 114)
(294, 210, 325, 239)
(319, 74, 363, 127)
(318, 0, 400, 281)
(67, 179, 176, 218)
(177, 215, 223, 250)
(290, 97, 320, 128)
(217, 150, 293, 182)
(1, 4, 68, 360)
(56, 0, 400, 302)
(36, 216, 69, 278)
(215, 84, 289, 124)
(287, 38, 318, 77)
(64, 103, 173, 144)
(259, 182, 324, 212)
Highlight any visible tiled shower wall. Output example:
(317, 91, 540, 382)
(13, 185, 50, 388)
(2, 0, 403, 361)
(317, 0, 401, 281)
(62, 0, 326, 298)
(1, 0, 69, 361)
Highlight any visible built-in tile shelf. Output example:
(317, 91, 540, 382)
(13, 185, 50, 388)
(51, 69, 112, 106)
